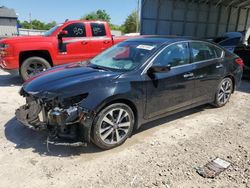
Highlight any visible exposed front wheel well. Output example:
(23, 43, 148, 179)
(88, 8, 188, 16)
(19, 50, 53, 66)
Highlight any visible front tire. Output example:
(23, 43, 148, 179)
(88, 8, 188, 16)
(92, 103, 135, 150)
(20, 57, 51, 81)
(213, 77, 233, 107)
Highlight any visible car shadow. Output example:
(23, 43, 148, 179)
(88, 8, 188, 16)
(4, 105, 210, 157)
(4, 118, 103, 157)
(135, 105, 209, 134)
(0, 73, 22, 87)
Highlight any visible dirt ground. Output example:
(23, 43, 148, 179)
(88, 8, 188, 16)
(0, 69, 250, 188)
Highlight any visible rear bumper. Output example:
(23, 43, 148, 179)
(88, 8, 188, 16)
(243, 65, 250, 78)
(233, 68, 243, 91)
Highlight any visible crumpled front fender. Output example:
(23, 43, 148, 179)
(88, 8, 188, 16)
(15, 103, 46, 130)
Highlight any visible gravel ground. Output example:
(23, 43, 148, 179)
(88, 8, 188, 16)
(0, 69, 250, 188)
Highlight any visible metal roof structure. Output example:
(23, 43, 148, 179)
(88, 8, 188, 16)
(140, 0, 250, 37)
(0, 6, 17, 18)
(183, 0, 250, 9)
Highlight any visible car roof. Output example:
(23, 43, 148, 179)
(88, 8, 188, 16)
(126, 35, 206, 44)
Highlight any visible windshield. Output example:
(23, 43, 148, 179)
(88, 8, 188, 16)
(44, 24, 63, 36)
(89, 41, 160, 71)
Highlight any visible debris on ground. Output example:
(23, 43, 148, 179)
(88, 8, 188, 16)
(195, 158, 231, 178)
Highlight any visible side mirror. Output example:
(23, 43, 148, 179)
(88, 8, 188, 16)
(147, 64, 171, 74)
(58, 30, 68, 38)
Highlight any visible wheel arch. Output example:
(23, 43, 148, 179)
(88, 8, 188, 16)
(224, 74, 235, 93)
(94, 98, 139, 132)
(19, 50, 53, 67)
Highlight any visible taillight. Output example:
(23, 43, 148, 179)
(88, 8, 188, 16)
(235, 58, 244, 69)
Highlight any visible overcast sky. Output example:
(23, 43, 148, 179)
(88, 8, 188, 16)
(1, 0, 138, 25)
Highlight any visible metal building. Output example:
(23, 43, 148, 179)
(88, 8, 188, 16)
(0, 6, 18, 37)
(140, 0, 250, 37)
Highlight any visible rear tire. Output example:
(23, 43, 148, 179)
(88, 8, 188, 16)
(213, 77, 233, 108)
(92, 103, 135, 150)
(20, 57, 51, 81)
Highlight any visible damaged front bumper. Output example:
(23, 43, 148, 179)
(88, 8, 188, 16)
(15, 97, 95, 147)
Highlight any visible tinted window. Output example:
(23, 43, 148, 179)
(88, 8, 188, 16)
(91, 23, 106, 37)
(219, 37, 241, 46)
(63, 23, 86, 38)
(190, 42, 217, 62)
(154, 43, 190, 67)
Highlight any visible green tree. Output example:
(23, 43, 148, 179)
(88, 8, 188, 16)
(45, 21, 57, 30)
(30, 19, 45, 30)
(20, 21, 31, 29)
(122, 10, 139, 34)
(20, 20, 56, 30)
(109, 24, 121, 31)
(81, 9, 111, 23)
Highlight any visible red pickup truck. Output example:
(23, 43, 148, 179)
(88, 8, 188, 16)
(0, 20, 132, 80)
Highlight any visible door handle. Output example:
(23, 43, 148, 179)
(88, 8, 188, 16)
(103, 41, 110, 44)
(81, 41, 88, 45)
(183, 72, 194, 78)
(216, 64, 223, 69)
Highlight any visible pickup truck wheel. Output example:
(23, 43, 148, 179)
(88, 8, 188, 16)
(20, 57, 51, 81)
(92, 103, 135, 150)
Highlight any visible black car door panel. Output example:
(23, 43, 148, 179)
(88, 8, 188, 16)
(144, 42, 195, 119)
(189, 42, 225, 103)
(145, 64, 196, 119)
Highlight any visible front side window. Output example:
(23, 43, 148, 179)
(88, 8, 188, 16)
(153, 42, 190, 67)
(190, 42, 217, 62)
(91, 23, 106, 37)
(62, 23, 86, 38)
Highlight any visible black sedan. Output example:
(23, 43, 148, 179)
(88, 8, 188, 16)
(16, 37, 243, 149)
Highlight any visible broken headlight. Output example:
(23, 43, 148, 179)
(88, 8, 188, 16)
(61, 93, 88, 107)
(49, 106, 80, 126)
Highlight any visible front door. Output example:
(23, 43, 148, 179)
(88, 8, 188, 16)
(145, 42, 195, 119)
(57, 22, 92, 64)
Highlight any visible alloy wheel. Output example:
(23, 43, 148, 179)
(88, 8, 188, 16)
(217, 78, 232, 106)
(99, 108, 131, 145)
(26, 62, 47, 78)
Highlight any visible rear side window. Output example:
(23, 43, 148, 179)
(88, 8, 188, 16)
(91, 23, 106, 37)
(154, 42, 190, 67)
(63, 23, 86, 38)
(211, 45, 224, 58)
(190, 42, 217, 62)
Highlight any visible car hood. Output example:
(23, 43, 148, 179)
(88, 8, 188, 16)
(22, 62, 122, 99)
(0, 35, 49, 44)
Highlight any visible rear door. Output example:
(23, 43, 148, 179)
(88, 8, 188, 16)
(190, 42, 225, 103)
(145, 42, 196, 119)
(88, 23, 113, 58)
